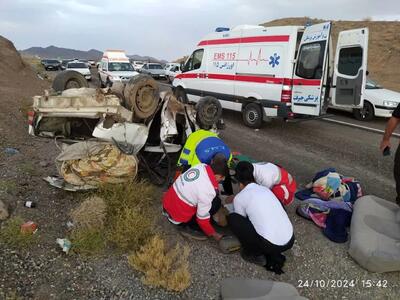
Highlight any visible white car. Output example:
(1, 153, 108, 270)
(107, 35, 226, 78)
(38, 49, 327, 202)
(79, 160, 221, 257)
(331, 79, 400, 121)
(165, 65, 181, 83)
(132, 61, 145, 71)
(66, 61, 91, 81)
(140, 63, 166, 79)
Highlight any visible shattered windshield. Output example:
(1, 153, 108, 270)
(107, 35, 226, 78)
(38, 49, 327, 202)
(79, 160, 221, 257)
(108, 62, 134, 72)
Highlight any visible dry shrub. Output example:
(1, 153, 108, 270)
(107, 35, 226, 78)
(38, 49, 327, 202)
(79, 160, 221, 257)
(0, 216, 37, 248)
(128, 235, 191, 292)
(70, 195, 107, 230)
(97, 181, 156, 251)
(99, 180, 155, 217)
(106, 206, 153, 251)
(70, 228, 105, 256)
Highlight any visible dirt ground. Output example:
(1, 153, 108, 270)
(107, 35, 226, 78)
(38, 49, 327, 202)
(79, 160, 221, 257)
(1, 35, 400, 300)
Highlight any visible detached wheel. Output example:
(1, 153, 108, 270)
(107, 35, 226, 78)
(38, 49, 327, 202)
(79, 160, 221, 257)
(174, 87, 188, 104)
(52, 70, 89, 92)
(353, 101, 374, 121)
(124, 74, 160, 122)
(196, 96, 222, 129)
(242, 102, 263, 128)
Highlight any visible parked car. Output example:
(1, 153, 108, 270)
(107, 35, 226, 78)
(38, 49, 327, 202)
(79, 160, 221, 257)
(330, 78, 400, 121)
(165, 65, 181, 83)
(60, 59, 74, 70)
(66, 61, 91, 80)
(132, 61, 145, 71)
(41, 59, 61, 71)
(164, 63, 180, 70)
(141, 63, 166, 79)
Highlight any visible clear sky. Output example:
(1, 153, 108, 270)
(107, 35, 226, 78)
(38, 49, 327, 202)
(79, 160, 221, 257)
(1, 0, 399, 61)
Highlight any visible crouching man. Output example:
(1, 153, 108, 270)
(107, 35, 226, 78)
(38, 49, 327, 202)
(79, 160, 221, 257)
(233, 161, 296, 206)
(175, 128, 233, 195)
(163, 153, 228, 241)
(228, 161, 295, 274)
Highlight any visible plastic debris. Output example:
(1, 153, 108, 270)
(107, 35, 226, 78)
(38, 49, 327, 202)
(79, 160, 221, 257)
(43, 176, 98, 192)
(4, 147, 19, 155)
(66, 221, 74, 229)
(24, 201, 36, 208)
(56, 238, 72, 254)
(20, 221, 38, 234)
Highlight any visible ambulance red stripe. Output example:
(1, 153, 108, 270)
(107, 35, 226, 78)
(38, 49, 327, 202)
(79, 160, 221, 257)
(175, 73, 320, 86)
(197, 35, 290, 46)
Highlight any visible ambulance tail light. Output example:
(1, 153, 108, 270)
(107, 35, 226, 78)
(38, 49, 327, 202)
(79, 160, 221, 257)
(281, 78, 293, 103)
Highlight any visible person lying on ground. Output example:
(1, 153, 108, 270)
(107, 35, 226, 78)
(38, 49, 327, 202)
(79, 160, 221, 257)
(176, 128, 233, 194)
(163, 153, 228, 241)
(226, 161, 296, 206)
(227, 161, 295, 274)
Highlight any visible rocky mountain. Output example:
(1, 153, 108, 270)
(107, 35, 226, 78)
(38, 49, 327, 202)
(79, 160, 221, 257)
(20, 45, 102, 60)
(19, 45, 168, 63)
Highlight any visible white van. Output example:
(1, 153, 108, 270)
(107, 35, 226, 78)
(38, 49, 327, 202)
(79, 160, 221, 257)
(173, 22, 369, 127)
(98, 50, 138, 87)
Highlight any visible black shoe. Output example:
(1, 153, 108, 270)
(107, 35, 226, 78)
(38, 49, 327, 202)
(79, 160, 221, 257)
(240, 250, 266, 266)
(265, 254, 286, 275)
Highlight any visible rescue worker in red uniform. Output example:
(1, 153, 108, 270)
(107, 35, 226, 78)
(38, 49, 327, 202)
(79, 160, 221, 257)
(163, 153, 228, 240)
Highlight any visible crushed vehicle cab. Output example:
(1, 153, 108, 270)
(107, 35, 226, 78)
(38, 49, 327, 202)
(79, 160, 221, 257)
(28, 72, 223, 185)
(98, 50, 139, 87)
(173, 22, 369, 128)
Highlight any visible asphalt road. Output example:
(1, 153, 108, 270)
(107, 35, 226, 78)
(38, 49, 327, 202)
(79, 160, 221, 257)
(220, 110, 397, 201)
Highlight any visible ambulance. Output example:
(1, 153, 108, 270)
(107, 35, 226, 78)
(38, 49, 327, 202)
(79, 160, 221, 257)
(98, 50, 138, 87)
(173, 22, 369, 128)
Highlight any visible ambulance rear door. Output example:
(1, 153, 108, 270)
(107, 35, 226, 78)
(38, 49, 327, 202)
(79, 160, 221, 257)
(291, 22, 331, 116)
(331, 28, 368, 108)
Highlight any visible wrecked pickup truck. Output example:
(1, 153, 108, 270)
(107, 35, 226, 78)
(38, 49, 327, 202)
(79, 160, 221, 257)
(28, 71, 222, 187)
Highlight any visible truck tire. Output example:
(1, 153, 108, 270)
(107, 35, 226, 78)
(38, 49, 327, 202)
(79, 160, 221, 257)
(174, 87, 188, 104)
(52, 70, 89, 92)
(124, 74, 160, 121)
(242, 102, 263, 128)
(196, 96, 222, 129)
(353, 100, 375, 121)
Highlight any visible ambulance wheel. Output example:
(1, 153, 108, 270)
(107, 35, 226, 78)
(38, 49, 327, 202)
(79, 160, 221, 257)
(52, 70, 89, 92)
(353, 101, 374, 121)
(174, 87, 188, 104)
(243, 103, 263, 128)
